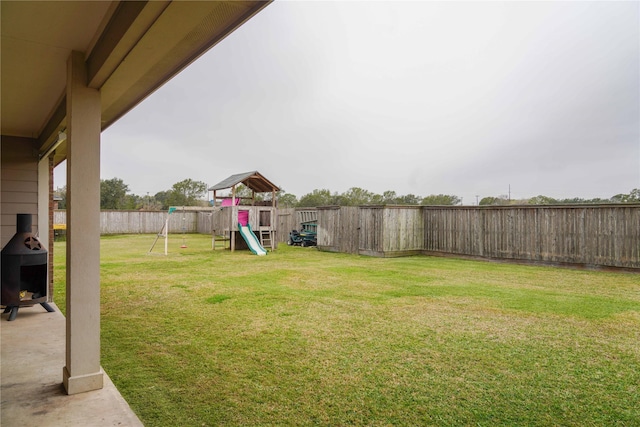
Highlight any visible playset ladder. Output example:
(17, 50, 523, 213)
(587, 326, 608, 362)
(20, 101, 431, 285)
(259, 230, 273, 250)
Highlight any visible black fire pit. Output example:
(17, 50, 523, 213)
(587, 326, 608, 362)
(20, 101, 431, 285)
(1, 214, 55, 321)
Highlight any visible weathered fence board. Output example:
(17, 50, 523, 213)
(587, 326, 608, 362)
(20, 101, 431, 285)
(277, 208, 296, 243)
(359, 207, 383, 255)
(358, 206, 424, 256)
(317, 206, 359, 253)
(317, 206, 340, 252)
(341, 207, 360, 254)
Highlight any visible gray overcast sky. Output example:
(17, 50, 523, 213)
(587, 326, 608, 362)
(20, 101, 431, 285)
(56, 0, 640, 204)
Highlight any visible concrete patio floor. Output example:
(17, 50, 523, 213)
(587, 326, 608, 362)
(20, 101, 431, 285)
(1, 302, 144, 426)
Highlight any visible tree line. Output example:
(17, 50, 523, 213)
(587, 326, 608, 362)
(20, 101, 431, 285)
(479, 189, 640, 206)
(54, 178, 640, 210)
(56, 178, 209, 210)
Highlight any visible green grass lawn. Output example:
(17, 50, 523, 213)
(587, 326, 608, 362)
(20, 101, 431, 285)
(53, 234, 640, 426)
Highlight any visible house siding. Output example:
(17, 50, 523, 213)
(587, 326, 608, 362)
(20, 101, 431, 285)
(1, 136, 40, 248)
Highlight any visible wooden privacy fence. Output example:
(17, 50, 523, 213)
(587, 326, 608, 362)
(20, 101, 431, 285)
(318, 206, 424, 256)
(54, 210, 197, 235)
(317, 205, 640, 269)
(317, 206, 360, 254)
(423, 205, 639, 269)
(55, 205, 639, 269)
(55, 208, 308, 243)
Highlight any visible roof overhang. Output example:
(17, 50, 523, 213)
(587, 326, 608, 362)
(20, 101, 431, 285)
(1, 0, 272, 166)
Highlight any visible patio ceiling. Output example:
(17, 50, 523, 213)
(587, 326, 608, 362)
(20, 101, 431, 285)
(1, 0, 271, 166)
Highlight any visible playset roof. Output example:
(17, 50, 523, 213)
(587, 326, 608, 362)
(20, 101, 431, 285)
(208, 171, 280, 193)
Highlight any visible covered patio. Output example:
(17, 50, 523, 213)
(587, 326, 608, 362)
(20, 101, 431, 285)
(1, 303, 144, 426)
(1, 0, 271, 423)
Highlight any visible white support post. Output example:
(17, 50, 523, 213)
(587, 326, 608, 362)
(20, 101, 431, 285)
(164, 217, 169, 255)
(63, 51, 104, 395)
